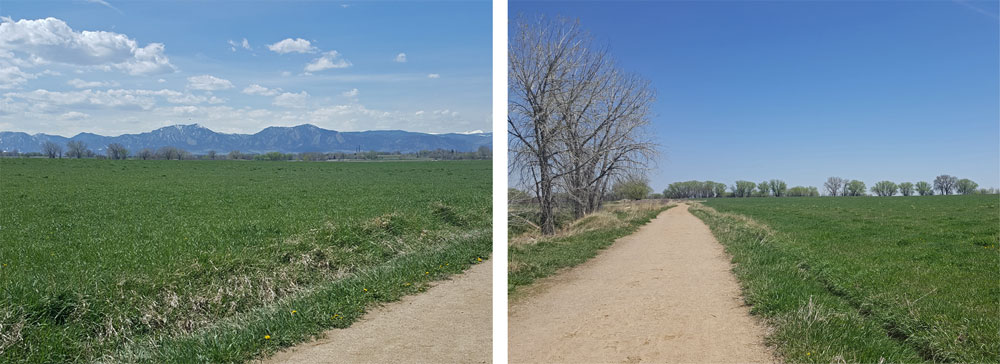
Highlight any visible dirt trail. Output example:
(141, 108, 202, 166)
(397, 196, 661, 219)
(509, 203, 774, 363)
(262, 261, 491, 364)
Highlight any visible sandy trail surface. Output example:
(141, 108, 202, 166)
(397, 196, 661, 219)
(262, 261, 491, 364)
(509, 204, 774, 363)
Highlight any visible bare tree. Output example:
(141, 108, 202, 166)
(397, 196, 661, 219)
(41, 141, 62, 158)
(824, 177, 845, 196)
(206, 150, 217, 160)
(551, 43, 656, 217)
(106, 143, 129, 160)
(158, 146, 183, 160)
(933, 175, 958, 195)
(66, 141, 88, 158)
(137, 148, 154, 160)
(509, 16, 656, 234)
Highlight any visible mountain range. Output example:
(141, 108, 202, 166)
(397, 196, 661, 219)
(0, 124, 492, 154)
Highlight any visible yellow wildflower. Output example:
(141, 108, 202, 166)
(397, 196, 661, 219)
(265, 335, 271, 340)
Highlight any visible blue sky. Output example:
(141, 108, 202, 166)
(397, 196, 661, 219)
(511, 1, 999, 190)
(0, 0, 491, 136)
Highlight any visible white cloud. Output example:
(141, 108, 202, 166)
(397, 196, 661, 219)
(157, 78, 166, 83)
(60, 111, 89, 120)
(1, 94, 488, 136)
(281, 71, 292, 77)
(228, 38, 252, 52)
(67, 78, 117, 88)
(242, 84, 281, 96)
(186, 75, 233, 91)
(118, 43, 173, 75)
(267, 38, 316, 54)
(0, 17, 175, 75)
(341, 88, 359, 97)
(304, 50, 351, 72)
(433, 109, 459, 117)
(169, 105, 198, 115)
(0, 66, 34, 89)
(273, 91, 308, 108)
(427, 73, 440, 79)
(6, 88, 157, 110)
(3, 88, 225, 112)
(394, 53, 407, 63)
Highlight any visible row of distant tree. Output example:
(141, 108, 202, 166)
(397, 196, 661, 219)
(659, 180, 822, 199)
(822, 176, 988, 196)
(0, 141, 492, 161)
(648, 175, 992, 199)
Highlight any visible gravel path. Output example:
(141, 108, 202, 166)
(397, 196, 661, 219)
(262, 261, 492, 364)
(509, 204, 774, 363)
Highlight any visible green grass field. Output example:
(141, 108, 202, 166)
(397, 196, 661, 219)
(0, 158, 491, 363)
(508, 201, 671, 294)
(692, 195, 999, 363)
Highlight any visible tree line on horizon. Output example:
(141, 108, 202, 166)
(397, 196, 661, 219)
(648, 175, 992, 199)
(1, 141, 492, 161)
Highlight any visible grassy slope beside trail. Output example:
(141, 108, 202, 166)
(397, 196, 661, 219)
(0, 159, 491, 363)
(691, 195, 999, 363)
(508, 202, 672, 293)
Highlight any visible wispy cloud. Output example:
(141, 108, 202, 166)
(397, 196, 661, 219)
(952, 0, 999, 20)
(273, 91, 309, 108)
(394, 53, 407, 63)
(83, 0, 123, 14)
(67, 78, 118, 89)
(427, 73, 440, 79)
(186, 75, 234, 91)
(242, 84, 281, 96)
(227, 38, 252, 52)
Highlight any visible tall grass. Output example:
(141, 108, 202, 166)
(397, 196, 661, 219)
(0, 159, 491, 363)
(692, 195, 999, 363)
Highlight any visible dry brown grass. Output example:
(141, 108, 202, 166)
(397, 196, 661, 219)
(510, 200, 673, 246)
